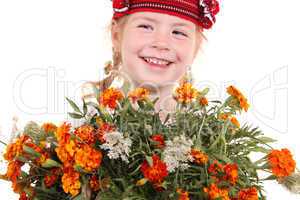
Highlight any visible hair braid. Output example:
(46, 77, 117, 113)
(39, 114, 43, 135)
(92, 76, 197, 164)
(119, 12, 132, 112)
(81, 48, 122, 101)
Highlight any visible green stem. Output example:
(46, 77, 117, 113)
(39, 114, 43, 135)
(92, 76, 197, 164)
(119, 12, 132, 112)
(0, 140, 7, 146)
(197, 115, 206, 138)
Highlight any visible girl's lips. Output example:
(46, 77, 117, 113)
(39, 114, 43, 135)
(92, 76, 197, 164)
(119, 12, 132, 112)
(140, 56, 173, 69)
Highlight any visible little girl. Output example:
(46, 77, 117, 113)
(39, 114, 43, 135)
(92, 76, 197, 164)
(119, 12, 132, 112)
(83, 0, 220, 121)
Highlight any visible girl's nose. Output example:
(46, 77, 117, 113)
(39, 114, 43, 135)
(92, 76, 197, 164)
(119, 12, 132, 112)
(151, 31, 170, 51)
(151, 41, 170, 51)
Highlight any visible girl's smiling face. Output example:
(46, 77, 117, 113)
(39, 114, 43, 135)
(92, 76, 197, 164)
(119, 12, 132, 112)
(112, 12, 202, 87)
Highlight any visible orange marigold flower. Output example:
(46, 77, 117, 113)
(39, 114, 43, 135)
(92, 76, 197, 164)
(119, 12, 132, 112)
(3, 144, 17, 162)
(75, 144, 102, 172)
(208, 161, 239, 185)
(230, 117, 240, 128)
(55, 124, 78, 167)
(208, 160, 223, 175)
(204, 183, 230, 200)
(218, 113, 229, 121)
(44, 168, 61, 188)
(65, 140, 77, 157)
(74, 124, 95, 145)
(42, 122, 57, 134)
(140, 154, 168, 184)
(223, 163, 239, 185)
(5, 160, 24, 193)
(56, 147, 72, 166)
(267, 148, 296, 178)
(6, 160, 23, 183)
(99, 87, 124, 109)
(128, 87, 150, 103)
(55, 122, 71, 144)
(89, 175, 110, 191)
(25, 142, 49, 165)
(4, 135, 31, 161)
(62, 167, 81, 196)
(150, 134, 165, 149)
(89, 175, 101, 192)
(174, 82, 199, 104)
(55, 140, 77, 166)
(226, 85, 249, 112)
(237, 187, 258, 200)
(19, 192, 31, 200)
(191, 149, 208, 165)
(199, 97, 209, 106)
(218, 114, 240, 129)
(96, 123, 115, 143)
(177, 188, 190, 200)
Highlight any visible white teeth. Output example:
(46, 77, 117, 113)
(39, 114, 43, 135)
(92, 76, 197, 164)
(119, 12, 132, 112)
(143, 57, 171, 66)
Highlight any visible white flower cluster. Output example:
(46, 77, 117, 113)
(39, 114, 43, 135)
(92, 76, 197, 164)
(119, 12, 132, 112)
(162, 134, 194, 173)
(100, 131, 132, 163)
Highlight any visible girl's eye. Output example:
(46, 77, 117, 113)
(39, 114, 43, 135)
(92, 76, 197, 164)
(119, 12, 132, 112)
(137, 24, 153, 30)
(172, 30, 188, 37)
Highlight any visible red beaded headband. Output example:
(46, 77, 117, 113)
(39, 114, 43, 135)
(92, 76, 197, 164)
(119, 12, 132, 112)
(111, 0, 220, 29)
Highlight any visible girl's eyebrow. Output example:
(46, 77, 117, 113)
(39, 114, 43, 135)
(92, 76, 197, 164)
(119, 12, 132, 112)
(132, 16, 158, 23)
(172, 23, 193, 29)
(132, 16, 194, 29)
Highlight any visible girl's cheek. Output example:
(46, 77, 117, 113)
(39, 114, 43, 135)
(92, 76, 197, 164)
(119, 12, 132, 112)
(173, 37, 194, 47)
(126, 30, 150, 44)
(176, 41, 194, 54)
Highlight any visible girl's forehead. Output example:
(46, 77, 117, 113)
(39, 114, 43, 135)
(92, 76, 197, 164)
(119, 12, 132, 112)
(128, 12, 196, 28)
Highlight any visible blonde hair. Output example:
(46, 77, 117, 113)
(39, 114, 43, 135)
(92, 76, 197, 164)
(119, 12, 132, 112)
(81, 16, 205, 100)
(81, 17, 128, 100)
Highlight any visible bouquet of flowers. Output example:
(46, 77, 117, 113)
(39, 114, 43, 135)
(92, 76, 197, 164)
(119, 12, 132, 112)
(1, 82, 299, 200)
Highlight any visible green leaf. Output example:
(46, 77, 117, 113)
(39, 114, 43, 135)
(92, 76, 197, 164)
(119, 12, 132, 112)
(163, 113, 171, 125)
(201, 88, 210, 96)
(15, 155, 28, 162)
(99, 106, 113, 123)
(72, 194, 83, 200)
(251, 146, 270, 154)
(74, 164, 89, 173)
(83, 99, 88, 115)
(146, 156, 153, 167)
(257, 136, 277, 143)
(23, 145, 41, 158)
(41, 159, 62, 168)
(129, 164, 142, 176)
(152, 97, 159, 105)
(263, 175, 277, 181)
(66, 97, 81, 113)
(214, 154, 232, 163)
(24, 121, 41, 138)
(68, 112, 84, 119)
(121, 79, 131, 96)
(0, 140, 7, 146)
(86, 101, 99, 108)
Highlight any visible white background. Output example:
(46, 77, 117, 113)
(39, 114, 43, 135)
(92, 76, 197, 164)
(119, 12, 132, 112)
(0, 0, 299, 199)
